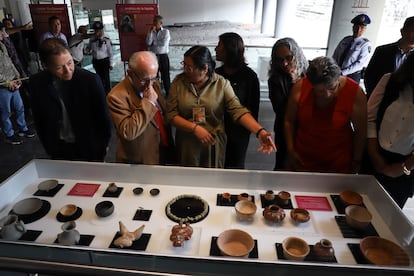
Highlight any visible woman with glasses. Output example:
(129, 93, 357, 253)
(166, 45, 276, 168)
(284, 56, 367, 174)
(215, 32, 260, 169)
(268, 37, 308, 170)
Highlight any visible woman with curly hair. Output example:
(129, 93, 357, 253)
(268, 37, 308, 170)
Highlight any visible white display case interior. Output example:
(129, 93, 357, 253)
(0, 159, 413, 275)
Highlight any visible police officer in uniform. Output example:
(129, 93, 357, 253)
(332, 14, 371, 84)
(88, 21, 113, 93)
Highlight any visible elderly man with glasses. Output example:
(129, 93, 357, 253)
(107, 51, 174, 165)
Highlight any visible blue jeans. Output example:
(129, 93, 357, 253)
(0, 87, 28, 137)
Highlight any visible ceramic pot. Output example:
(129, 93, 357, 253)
(0, 215, 26, 241)
(264, 190, 275, 201)
(107, 182, 119, 193)
(221, 192, 232, 204)
(262, 204, 285, 223)
(170, 222, 193, 247)
(313, 239, 335, 262)
(237, 193, 252, 202)
(277, 191, 291, 205)
(57, 221, 80, 246)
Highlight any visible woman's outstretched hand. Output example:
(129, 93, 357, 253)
(257, 130, 277, 154)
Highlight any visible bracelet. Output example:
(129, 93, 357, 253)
(402, 163, 411, 176)
(191, 124, 198, 133)
(256, 127, 266, 138)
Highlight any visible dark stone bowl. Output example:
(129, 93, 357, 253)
(95, 200, 114, 217)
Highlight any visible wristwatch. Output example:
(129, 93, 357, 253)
(402, 163, 411, 176)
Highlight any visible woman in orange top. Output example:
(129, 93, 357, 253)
(284, 56, 367, 173)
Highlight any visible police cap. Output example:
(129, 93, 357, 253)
(92, 21, 104, 30)
(351, 14, 371, 26)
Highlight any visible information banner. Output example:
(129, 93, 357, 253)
(29, 4, 71, 50)
(116, 4, 158, 61)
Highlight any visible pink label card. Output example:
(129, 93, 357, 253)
(67, 183, 101, 197)
(295, 195, 332, 211)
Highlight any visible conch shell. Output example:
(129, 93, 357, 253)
(114, 221, 145, 248)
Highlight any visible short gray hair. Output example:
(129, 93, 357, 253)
(306, 56, 341, 85)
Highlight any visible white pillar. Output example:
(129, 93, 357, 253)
(261, 0, 276, 35)
(274, 0, 296, 39)
(326, 0, 385, 57)
(254, 0, 263, 25)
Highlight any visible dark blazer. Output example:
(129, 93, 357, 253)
(29, 67, 111, 161)
(364, 41, 400, 98)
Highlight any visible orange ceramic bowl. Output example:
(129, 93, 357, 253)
(217, 229, 255, 257)
(339, 190, 363, 206)
(360, 236, 410, 266)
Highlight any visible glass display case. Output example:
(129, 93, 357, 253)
(0, 159, 412, 275)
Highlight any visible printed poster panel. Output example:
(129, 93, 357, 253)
(29, 4, 71, 51)
(116, 4, 158, 61)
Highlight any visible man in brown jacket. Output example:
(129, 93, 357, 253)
(107, 51, 173, 164)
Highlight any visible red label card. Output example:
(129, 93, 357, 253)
(68, 183, 100, 197)
(295, 195, 332, 211)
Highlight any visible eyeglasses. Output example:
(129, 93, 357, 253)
(275, 55, 294, 64)
(131, 71, 159, 86)
(180, 61, 195, 73)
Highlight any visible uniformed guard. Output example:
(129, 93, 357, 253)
(332, 14, 372, 84)
(88, 21, 113, 93)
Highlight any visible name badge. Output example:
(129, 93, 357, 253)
(192, 106, 206, 125)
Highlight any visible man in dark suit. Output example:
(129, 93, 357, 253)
(28, 38, 111, 161)
(364, 16, 414, 98)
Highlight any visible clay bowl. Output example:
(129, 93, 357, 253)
(277, 191, 291, 205)
(12, 198, 43, 216)
(234, 200, 257, 221)
(360, 236, 410, 266)
(290, 208, 310, 223)
(282, 236, 310, 261)
(339, 190, 363, 206)
(95, 200, 114, 217)
(216, 229, 255, 258)
(37, 179, 58, 191)
(59, 204, 78, 217)
(345, 205, 372, 230)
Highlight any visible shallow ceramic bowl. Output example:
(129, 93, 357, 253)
(345, 205, 372, 230)
(95, 200, 114, 217)
(59, 204, 78, 217)
(290, 208, 310, 223)
(360, 236, 410, 266)
(217, 229, 255, 257)
(234, 200, 257, 221)
(282, 236, 310, 261)
(37, 179, 58, 191)
(12, 198, 43, 215)
(339, 190, 363, 206)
